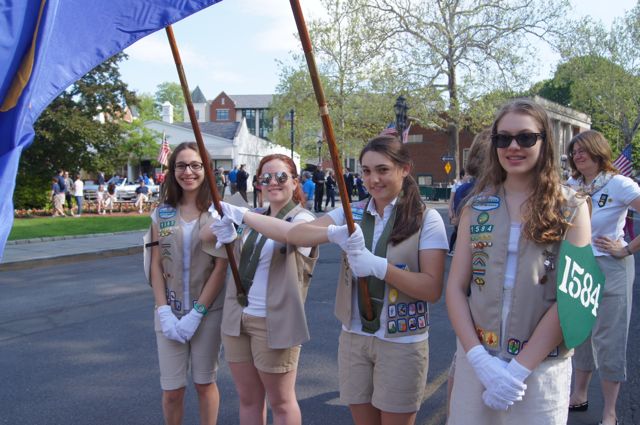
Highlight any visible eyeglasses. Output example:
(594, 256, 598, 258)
(175, 162, 204, 173)
(491, 132, 544, 149)
(260, 171, 291, 186)
(569, 148, 587, 158)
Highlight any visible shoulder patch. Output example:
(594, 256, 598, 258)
(471, 195, 500, 211)
(158, 206, 177, 219)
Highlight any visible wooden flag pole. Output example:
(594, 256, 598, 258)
(288, 0, 373, 321)
(165, 25, 246, 300)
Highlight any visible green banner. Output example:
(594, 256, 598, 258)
(556, 241, 605, 349)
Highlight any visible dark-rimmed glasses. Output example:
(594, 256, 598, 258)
(260, 171, 291, 186)
(491, 132, 544, 149)
(175, 162, 204, 173)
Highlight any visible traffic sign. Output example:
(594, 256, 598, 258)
(441, 155, 455, 162)
(444, 162, 452, 174)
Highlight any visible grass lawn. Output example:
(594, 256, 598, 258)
(9, 215, 151, 241)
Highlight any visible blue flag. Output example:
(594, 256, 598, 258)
(0, 0, 222, 259)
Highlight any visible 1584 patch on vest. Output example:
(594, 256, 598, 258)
(159, 220, 176, 229)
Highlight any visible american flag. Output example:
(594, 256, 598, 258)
(379, 122, 411, 143)
(157, 134, 171, 167)
(613, 144, 633, 177)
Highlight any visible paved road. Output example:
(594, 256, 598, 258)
(1, 215, 639, 424)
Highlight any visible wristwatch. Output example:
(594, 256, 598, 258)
(193, 302, 208, 316)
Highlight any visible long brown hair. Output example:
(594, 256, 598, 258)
(160, 142, 211, 211)
(465, 129, 492, 177)
(567, 130, 618, 179)
(474, 99, 568, 243)
(359, 135, 424, 245)
(256, 154, 304, 206)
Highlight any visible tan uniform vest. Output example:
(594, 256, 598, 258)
(156, 205, 225, 317)
(335, 200, 429, 338)
(221, 204, 319, 349)
(467, 186, 584, 360)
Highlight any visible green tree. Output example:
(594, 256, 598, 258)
(15, 52, 136, 209)
(155, 81, 184, 122)
(136, 92, 161, 121)
(369, 0, 570, 176)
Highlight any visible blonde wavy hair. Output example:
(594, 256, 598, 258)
(473, 99, 568, 243)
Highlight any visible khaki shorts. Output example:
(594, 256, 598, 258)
(222, 313, 300, 374)
(154, 308, 223, 391)
(338, 330, 429, 413)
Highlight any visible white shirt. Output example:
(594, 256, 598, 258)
(243, 209, 315, 317)
(501, 223, 520, 339)
(73, 179, 83, 197)
(327, 198, 449, 343)
(568, 175, 640, 256)
(181, 218, 197, 312)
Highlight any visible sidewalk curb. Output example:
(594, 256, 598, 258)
(6, 229, 145, 245)
(0, 245, 142, 272)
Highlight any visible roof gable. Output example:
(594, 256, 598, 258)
(191, 86, 207, 103)
(174, 121, 239, 140)
(229, 94, 273, 109)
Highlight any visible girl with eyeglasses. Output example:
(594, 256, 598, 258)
(446, 99, 591, 424)
(148, 142, 228, 425)
(201, 153, 318, 425)
(565, 130, 640, 425)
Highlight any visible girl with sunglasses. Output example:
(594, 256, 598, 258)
(212, 136, 448, 424)
(201, 153, 318, 425)
(446, 99, 591, 424)
(148, 142, 229, 425)
(565, 130, 640, 425)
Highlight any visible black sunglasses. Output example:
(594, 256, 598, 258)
(260, 171, 292, 186)
(491, 132, 544, 149)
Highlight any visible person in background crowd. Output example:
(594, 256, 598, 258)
(103, 182, 116, 214)
(215, 168, 226, 200)
(64, 171, 73, 212)
(343, 168, 355, 203)
(236, 164, 249, 203)
(252, 174, 263, 208)
(324, 169, 336, 210)
(51, 176, 66, 217)
(135, 179, 150, 214)
(446, 99, 590, 425)
(228, 166, 238, 195)
(149, 141, 228, 425)
(73, 174, 84, 217)
(355, 173, 368, 200)
(302, 172, 315, 210)
(202, 153, 318, 425)
(97, 184, 106, 215)
(566, 130, 640, 425)
(97, 171, 105, 186)
(143, 173, 150, 185)
(312, 165, 326, 213)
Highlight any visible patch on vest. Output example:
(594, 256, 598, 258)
(472, 195, 500, 211)
(387, 300, 428, 334)
(477, 212, 490, 224)
(470, 224, 494, 234)
(159, 220, 175, 229)
(472, 252, 488, 277)
(597, 193, 608, 208)
(351, 206, 364, 221)
(158, 206, 177, 219)
(475, 326, 498, 348)
(159, 227, 175, 237)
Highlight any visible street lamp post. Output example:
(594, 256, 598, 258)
(289, 109, 295, 159)
(394, 95, 408, 140)
(317, 138, 322, 165)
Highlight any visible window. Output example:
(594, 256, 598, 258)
(407, 134, 424, 143)
(221, 97, 225, 105)
(463, 148, 470, 169)
(417, 175, 433, 186)
(242, 109, 257, 135)
(216, 109, 229, 121)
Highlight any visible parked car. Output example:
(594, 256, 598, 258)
(84, 177, 159, 202)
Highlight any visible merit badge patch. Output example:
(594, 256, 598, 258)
(397, 303, 407, 317)
(416, 301, 426, 314)
(507, 338, 521, 355)
(472, 195, 500, 211)
(409, 317, 417, 331)
(408, 303, 416, 316)
(418, 315, 427, 328)
(388, 288, 398, 303)
(477, 212, 490, 225)
(484, 331, 499, 348)
(597, 193, 608, 208)
(398, 319, 408, 332)
(388, 320, 397, 334)
(388, 304, 397, 318)
(158, 207, 177, 219)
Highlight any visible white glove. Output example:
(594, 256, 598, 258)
(210, 209, 237, 249)
(208, 201, 248, 225)
(345, 224, 365, 252)
(482, 358, 532, 410)
(175, 308, 204, 342)
(467, 345, 526, 404)
(327, 223, 364, 251)
(156, 305, 186, 344)
(346, 248, 387, 280)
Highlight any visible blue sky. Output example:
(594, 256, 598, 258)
(119, 0, 637, 99)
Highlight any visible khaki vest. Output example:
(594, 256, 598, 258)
(221, 204, 319, 349)
(156, 205, 226, 317)
(467, 186, 584, 360)
(335, 200, 429, 338)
